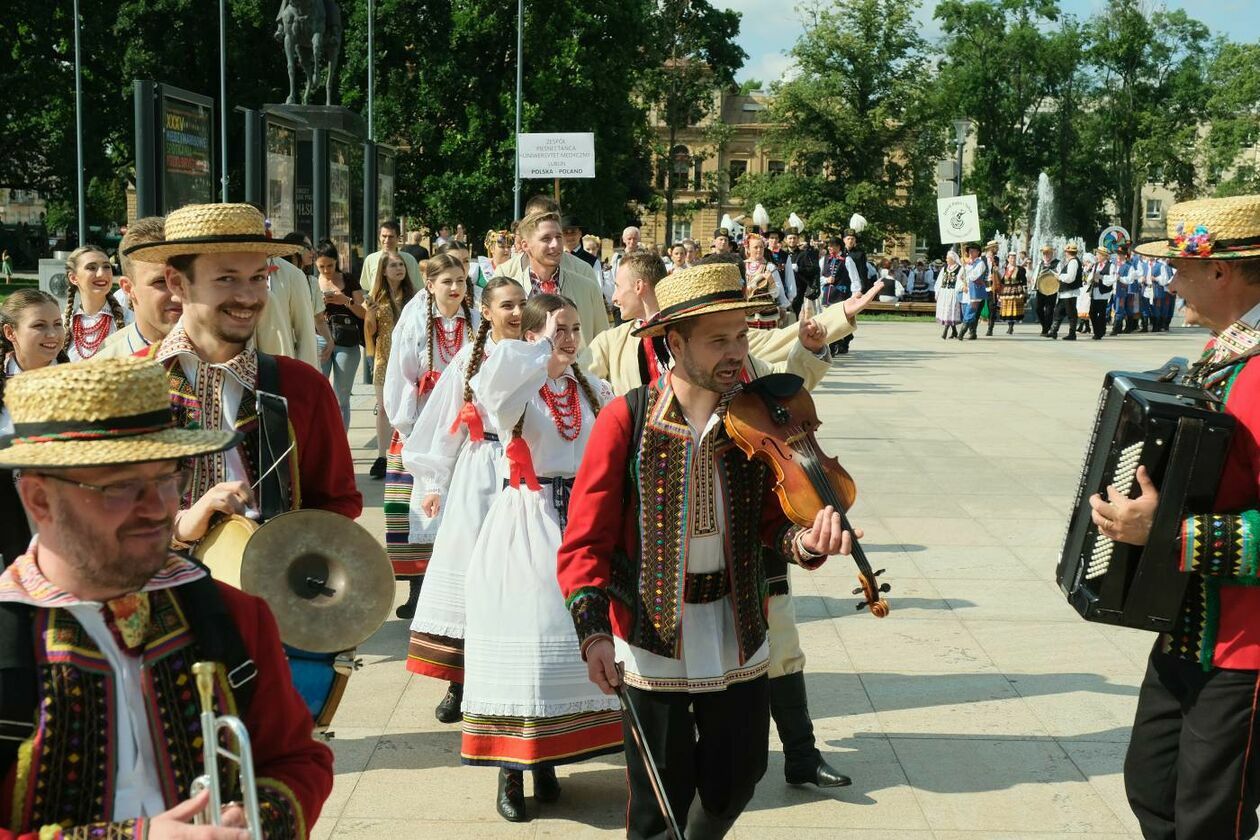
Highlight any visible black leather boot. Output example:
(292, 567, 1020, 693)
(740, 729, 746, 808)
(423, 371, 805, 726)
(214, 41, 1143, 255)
(942, 325, 950, 340)
(950, 325, 959, 339)
(533, 766, 561, 803)
(435, 682, 463, 723)
(685, 801, 738, 840)
(496, 768, 528, 822)
(771, 672, 852, 788)
(1007, 322, 1014, 335)
(395, 576, 423, 620)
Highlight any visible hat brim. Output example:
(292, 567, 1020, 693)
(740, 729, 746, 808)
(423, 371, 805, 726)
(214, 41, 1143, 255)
(125, 236, 302, 262)
(633, 298, 773, 338)
(1134, 240, 1260, 260)
(0, 428, 242, 470)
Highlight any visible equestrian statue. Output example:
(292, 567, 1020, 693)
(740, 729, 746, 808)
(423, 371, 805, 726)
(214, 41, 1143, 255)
(276, 0, 343, 106)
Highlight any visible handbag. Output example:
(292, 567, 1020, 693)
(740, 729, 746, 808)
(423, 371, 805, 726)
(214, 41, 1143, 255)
(330, 312, 362, 347)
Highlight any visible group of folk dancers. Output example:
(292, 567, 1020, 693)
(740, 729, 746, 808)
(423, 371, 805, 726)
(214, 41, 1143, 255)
(380, 206, 880, 831)
(934, 240, 1177, 341)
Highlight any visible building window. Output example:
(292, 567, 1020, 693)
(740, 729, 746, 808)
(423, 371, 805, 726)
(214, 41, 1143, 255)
(1146, 199, 1163, 220)
(693, 159, 703, 191)
(768, 160, 786, 177)
(728, 159, 748, 186)
(671, 220, 692, 244)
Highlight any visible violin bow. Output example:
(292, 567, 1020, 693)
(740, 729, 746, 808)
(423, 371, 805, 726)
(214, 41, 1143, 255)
(615, 670, 685, 840)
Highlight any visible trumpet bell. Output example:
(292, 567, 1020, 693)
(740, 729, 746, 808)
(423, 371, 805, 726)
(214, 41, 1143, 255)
(240, 509, 394, 653)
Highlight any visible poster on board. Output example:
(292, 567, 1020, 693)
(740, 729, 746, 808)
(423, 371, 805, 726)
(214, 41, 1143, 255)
(160, 92, 214, 212)
(517, 133, 596, 179)
(937, 194, 981, 245)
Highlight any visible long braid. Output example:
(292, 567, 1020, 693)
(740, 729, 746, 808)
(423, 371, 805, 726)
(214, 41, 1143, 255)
(106, 291, 127, 332)
(570, 362, 603, 419)
(460, 297, 474, 342)
(0, 332, 11, 414)
(426, 291, 436, 374)
(60, 284, 77, 353)
(463, 318, 492, 405)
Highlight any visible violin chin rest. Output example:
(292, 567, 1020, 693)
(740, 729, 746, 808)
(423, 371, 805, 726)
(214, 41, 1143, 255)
(744, 372, 804, 399)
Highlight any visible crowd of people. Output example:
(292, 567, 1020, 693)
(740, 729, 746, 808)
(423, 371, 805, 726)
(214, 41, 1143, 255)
(5, 189, 1260, 840)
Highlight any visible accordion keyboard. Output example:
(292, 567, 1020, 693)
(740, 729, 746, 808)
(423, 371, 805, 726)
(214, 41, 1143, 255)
(1084, 440, 1144, 580)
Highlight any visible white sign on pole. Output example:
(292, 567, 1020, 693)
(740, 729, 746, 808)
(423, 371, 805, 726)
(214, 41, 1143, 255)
(937, 194, 981, 245)
(517, 132, 596, 179)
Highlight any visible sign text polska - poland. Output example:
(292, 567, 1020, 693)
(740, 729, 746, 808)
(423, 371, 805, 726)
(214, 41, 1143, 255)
(517, 133, 596, 179)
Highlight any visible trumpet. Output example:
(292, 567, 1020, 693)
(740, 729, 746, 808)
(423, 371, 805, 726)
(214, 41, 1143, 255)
(190, 661, 263, 839)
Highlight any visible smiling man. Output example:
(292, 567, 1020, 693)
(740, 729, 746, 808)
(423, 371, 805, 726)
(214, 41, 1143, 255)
(123, 203, 361, 542)
(1090, 194, 1260, 839)
(95, 216, 183, 360)
(0, 359, 333, 838)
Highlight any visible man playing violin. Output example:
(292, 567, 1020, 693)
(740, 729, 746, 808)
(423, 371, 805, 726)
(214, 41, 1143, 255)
(557, 262, 860, 840)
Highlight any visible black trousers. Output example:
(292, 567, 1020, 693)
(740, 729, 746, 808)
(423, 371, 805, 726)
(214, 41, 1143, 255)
(624, 676, 770, 840)
(1050, 297, 1077, 337)
(985, 292, 999, 330)
(1125, 646, 1260, 840)
(1089, 298, 1110, 339)
(1035, 291, 1056, 333)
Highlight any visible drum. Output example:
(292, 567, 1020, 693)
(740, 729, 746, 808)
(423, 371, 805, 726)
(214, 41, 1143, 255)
(192, 514, 259, 588)
(286, 645, 357, 734)
(1036, 270, 1060, 296)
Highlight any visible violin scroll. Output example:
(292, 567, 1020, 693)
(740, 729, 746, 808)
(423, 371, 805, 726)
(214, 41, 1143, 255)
(852, 569, 891, 618)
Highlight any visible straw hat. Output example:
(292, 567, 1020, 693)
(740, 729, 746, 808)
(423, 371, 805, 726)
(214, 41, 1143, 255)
(123, 203, 301, 262)
(1135, 195, 1260, 260)
(1040, 244, 1054, 253)
(1065, 243, 1079, 254)
(633, 262, 771, 338)
(0, 358, 240, 469)
(985, 240, 999, 251)
(1095, 246, 1111, 256)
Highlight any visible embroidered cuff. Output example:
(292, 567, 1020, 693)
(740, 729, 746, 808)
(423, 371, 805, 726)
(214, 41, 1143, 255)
(60, 820, 144, 839)
(1181, 511, 1260, 582)
(783, 525, 827, 570)
(258, 777, 307, 840)
(566, 586, 613, 648)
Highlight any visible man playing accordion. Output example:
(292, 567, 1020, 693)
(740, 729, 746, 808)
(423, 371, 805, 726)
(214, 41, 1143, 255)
(1090, 194, 1260, 839)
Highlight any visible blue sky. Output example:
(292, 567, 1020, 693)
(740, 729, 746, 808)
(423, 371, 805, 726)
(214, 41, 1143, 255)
(715, 0, 1260, 84)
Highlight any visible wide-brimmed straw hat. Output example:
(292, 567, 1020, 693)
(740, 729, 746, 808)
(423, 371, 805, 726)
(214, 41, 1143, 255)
(1135, 195, 1260, 260)
(0, 358, 240, 469)
(985, 240, 999, 250)
(123, 203, 301, 262)
(1065, 243, 1079, 254)
(633, 262, 771, 338)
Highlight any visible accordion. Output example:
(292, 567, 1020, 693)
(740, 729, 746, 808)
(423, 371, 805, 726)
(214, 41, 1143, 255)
(1057, 358, 1235, 632)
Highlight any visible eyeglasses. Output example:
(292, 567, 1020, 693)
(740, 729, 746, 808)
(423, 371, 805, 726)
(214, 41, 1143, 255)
(31, 469, 191, 509)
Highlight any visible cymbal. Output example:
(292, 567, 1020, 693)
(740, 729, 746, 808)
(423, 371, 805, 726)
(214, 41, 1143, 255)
(192, 515, 259, 589)
(240, 509, 394, 653)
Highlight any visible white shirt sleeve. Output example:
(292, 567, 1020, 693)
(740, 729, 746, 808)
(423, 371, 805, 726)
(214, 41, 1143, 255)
(402, 343, 475, 496)
(470, 338, 552, 437)
(384, 293, 430, 434)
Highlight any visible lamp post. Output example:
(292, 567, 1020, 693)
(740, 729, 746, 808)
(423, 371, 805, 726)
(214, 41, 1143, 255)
(219, 0, 228, 201)
(513, 0, 523, 220)
(73, 0, 86, 245)
(951, 118, 972, 198)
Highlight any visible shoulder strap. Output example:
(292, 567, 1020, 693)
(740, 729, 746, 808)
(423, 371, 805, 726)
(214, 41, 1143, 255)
(0, 602, 35, 777)
(253, 352, 293, 520)
(177, 575, 259, 712)
(622, 384, 652, 503)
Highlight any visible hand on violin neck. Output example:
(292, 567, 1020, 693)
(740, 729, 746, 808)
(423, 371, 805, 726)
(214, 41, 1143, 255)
(799, 506, 861, 559)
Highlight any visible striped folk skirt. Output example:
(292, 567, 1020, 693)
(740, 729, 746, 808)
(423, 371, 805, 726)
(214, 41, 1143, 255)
(385, 430, 432, 578)
(998, 282, 1027, 320)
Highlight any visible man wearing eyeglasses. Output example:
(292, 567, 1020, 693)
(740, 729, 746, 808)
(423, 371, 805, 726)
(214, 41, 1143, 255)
(0, 358, 333, 839)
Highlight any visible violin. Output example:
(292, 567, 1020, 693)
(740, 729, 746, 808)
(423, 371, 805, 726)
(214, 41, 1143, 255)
(724, 373, 890, 617)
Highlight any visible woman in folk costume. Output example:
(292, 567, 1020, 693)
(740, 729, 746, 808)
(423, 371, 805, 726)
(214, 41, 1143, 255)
(934, 249, 964, 338)
(477, 228, 515, 283)
(0, 290, 66, 566)
(364, 252, 414, 478)
(997, 251, 1028, 334)
(461, 293, 622, 822)
(403, 277, 526, 723)
(1075, 253, 1095, 335)
(742, 233, 786, 329)
(61, 244, 130, 361)
(383, 253, 477, 619)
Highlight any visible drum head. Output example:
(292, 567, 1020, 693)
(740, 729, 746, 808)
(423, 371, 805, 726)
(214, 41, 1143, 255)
(192, 515, 259, 589)
(1036, 271, 1060, 296)
(240, 510, 394, 653)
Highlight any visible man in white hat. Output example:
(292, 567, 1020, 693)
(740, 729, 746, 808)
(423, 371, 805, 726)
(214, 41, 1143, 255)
(1048, 243, 1083, 340)
(123, 203, 361, 545)
(0, 359, 333, 838)
(1088, 194, 1260, 838)
(558, 261, 861, 839)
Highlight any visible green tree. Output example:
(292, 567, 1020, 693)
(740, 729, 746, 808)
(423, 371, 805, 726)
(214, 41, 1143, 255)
(638, 0, 746, 243)
(736, 0, 942, 248)
(1087, 1, 1210, 236)
(1202, 40, 1260, 197)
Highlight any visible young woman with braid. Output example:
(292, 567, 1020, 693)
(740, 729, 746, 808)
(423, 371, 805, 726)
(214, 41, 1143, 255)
(459, 293, 622, 823)
(402, 276, 526, 723)
(383, 252, 477, 618)
(0, 290, 66, 565)
(61, 244, 130, 361)
(364, 252, 414, 479)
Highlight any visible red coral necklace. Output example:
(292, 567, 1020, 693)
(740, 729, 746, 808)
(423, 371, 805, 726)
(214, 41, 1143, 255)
(539, 378, 582, 441)
(72, 313, 112, 357)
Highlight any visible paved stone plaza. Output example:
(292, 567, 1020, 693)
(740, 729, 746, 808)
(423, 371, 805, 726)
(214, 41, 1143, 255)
(315, 318, 1210, 839)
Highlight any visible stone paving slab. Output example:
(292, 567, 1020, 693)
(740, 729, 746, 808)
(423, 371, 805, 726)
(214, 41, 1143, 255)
(314, 321, 1211, 838)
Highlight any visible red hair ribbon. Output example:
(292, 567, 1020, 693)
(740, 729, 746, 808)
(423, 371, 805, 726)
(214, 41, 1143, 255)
(448, 400, 486, 441)
(417, 370, 442, 396)
(505, 436, 541, 491)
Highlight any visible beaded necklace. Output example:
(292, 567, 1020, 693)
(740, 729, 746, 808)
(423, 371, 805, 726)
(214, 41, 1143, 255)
(72, 312, 113, 358)
(539, 377, 582, 441)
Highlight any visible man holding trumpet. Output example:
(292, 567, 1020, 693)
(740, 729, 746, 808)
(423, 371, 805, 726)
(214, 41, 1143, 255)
(0, 359, 332, 838)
